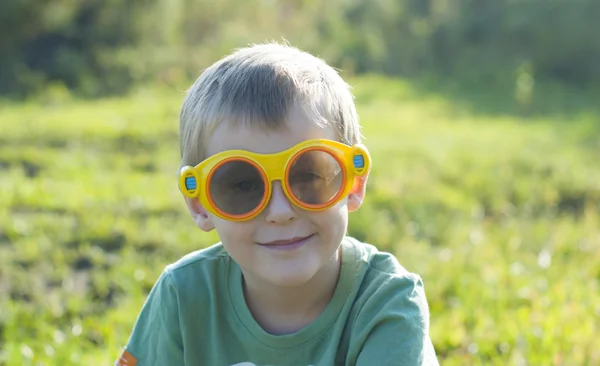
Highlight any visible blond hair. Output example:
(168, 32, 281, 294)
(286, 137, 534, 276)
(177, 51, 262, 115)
(179, 42, 362, 168)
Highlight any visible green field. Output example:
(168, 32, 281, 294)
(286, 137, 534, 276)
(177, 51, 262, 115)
(1, 76, 599, 365)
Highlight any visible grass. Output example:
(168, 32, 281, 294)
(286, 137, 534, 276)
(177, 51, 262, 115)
(0, 76, 599, 365)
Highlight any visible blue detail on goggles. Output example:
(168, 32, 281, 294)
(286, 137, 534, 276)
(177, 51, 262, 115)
(185, 176, 197, 190)
(353, 155, 365, 169)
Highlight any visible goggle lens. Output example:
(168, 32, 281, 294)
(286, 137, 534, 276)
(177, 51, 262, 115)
(209, 159, 266, 216)
(287, 149, 344, 207)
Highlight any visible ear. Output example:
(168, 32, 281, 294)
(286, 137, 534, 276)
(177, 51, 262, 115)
(184, 196, 215, 232)
(348, 175, 369, 212)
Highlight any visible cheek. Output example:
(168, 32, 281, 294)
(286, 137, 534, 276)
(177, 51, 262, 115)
(309, 202, 349, 234)
(211, 216, 256, 243)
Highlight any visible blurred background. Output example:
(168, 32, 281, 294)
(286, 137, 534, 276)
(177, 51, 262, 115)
(0, 0, 599, 365)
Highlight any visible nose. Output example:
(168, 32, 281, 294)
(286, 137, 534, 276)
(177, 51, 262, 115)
(264, 181, 296, 224)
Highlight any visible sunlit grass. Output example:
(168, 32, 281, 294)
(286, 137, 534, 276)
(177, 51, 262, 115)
(0, 77, 598, 365)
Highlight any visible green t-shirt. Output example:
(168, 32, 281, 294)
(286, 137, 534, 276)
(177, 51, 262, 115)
(117, 237, 438, 365)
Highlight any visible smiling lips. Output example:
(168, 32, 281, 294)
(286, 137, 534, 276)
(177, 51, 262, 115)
(259, 234, 314, 249)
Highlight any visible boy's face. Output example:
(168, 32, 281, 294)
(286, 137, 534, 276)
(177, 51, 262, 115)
(184, 106, 367, 288)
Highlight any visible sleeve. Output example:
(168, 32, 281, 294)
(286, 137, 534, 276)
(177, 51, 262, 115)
(115, 268, 184, 366)
(352, 274, 439, 366)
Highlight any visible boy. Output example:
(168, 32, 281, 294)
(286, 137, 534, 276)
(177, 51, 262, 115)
(117, 43, 438, 365)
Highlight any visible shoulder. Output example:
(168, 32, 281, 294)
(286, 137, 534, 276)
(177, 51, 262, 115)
(166, 241, 229, 272)
(343, 237, 438, 365)
(119, 243, 230, 364)
(345, 236, 421, 289)
(133, 242, 229, 306)
(163, 242, 229, 284)
(344, 236, 430, 327)
(144, 242, 231, 311)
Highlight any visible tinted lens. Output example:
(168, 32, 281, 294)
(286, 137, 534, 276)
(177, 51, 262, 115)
(209, 160, 265, 216)
(287, 150, 344, 206)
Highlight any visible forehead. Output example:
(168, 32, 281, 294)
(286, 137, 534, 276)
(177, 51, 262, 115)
(206, 107, 338, 157)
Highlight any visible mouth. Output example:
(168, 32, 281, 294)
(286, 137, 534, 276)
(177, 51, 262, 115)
(258, 234, 314, 250)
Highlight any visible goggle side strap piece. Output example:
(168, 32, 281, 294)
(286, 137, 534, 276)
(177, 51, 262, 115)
(353, 154, 365, 168)
(179, 166, 200, 198)
(351, 145, 371, 176)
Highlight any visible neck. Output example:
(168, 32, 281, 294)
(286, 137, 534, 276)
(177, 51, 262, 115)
(242, 248, 342, 335)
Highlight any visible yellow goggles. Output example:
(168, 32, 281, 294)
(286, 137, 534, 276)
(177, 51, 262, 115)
(179, 139, 371, 221)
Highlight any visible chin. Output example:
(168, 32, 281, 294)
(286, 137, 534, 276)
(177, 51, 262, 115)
(265, 266, 320, 288)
